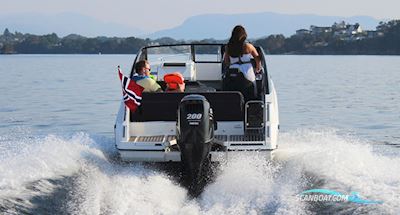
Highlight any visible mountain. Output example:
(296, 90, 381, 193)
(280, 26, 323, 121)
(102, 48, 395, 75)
(147, 12, 383, 40)
(0, 12, 384, 40)
(0, 12, 145, 37)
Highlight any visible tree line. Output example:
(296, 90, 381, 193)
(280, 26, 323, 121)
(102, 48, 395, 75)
(1, 20, 399, 55)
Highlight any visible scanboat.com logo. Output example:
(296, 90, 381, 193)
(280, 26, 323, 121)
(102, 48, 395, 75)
(297, 189, 383, 204)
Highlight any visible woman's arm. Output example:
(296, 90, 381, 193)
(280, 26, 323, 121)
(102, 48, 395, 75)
(223, 46, 230, 65)
(248, 43, 261, 72)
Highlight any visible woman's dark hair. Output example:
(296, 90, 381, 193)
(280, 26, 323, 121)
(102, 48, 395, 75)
(227, 25, 247, 57)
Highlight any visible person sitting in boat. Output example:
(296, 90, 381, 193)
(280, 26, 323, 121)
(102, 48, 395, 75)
(133, 60, 162, 92)
(223, 25, 261, 83)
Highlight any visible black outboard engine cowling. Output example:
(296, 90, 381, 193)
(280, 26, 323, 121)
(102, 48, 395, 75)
(177, 94, 214, 196)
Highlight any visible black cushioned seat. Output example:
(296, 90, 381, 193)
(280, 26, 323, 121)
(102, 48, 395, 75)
(131, 92, 244, 122)
(222, 68, 256, 101)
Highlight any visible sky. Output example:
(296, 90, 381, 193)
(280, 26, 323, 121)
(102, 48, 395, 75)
(1, 0, 399, 32)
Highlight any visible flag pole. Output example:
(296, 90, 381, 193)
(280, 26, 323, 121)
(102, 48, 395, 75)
(119, 65, 130, 142)
(125, 105, 130, 142)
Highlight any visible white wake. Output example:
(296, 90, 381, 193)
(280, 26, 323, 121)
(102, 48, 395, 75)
(1, 129, 399, 214)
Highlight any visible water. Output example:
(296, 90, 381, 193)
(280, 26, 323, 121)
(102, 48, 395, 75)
(269, 55, 400, 145)
(0, 55, 399, 214)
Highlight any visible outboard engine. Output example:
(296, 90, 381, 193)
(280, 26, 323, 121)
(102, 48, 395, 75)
(177, 94, 214, 196)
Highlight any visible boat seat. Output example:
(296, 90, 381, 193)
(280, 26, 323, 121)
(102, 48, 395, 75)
(222, 68, 256, 101)
(184, 81, 216, 92)
(131, 92, 244, 122)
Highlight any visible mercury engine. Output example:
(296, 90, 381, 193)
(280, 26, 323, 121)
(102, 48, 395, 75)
(177, 94, 215, 196)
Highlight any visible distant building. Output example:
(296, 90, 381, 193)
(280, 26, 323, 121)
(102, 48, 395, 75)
(346, 23, 363, 35)
(333, 29, 348, 37)
(365, 30, 384, 38)
(332, 21, 347, 30)
(310, 25, 332, 35)
(330, 21, 364, 39)
(296, 29, 311, 36)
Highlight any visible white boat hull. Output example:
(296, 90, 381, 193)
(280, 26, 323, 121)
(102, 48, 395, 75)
(118, 150, 274, 162)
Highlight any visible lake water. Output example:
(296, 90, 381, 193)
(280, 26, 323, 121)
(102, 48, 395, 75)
(0, 55, 399, 214)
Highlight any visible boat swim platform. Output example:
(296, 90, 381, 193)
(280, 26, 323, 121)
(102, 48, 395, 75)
(127, 134, 267, 146)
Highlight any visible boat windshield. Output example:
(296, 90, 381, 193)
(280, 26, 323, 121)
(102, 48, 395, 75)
(193, 45, 222, 62)
(144, 44, 222, 64)
(146, 45, 192, 63)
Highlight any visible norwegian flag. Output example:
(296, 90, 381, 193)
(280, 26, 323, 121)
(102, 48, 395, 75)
(118, 66, 144, 112)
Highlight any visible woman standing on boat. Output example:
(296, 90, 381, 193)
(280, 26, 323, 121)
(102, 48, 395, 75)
(224, 25, 261, 83)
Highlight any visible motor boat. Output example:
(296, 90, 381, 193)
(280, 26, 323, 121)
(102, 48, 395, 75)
(114, 44, 279, 194)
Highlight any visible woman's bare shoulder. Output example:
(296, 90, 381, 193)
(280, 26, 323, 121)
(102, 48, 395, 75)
(246, 43, 256, 49)
(243, 43, 255, 52)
